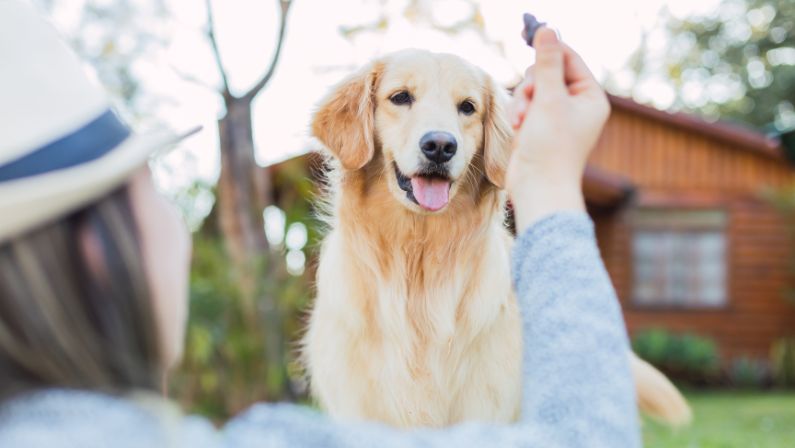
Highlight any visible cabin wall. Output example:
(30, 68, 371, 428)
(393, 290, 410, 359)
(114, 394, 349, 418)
(594, 200, 795, 361)
(590, 108, 795, 361)
(591, 110, 794, 191)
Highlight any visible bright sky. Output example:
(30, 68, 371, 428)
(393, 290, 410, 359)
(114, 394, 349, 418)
(45, 0, 723, 193)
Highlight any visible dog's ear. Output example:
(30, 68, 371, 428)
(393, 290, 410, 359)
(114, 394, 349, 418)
(312, 62, 383, 170)
(482, 77, 513, 188)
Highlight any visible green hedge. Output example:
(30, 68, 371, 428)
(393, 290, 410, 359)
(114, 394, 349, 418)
(632, 328, 721, 385)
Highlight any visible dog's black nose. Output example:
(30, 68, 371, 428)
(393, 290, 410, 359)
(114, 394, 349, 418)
(420, 131, 457, 164)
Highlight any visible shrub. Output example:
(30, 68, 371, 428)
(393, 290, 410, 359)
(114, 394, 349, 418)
(632, 328, 720, 385)
(728, 357, 771, 389)
(771, 337, 795, 387)
(631, 328, 670, 366)
(167, 168, 322, 420)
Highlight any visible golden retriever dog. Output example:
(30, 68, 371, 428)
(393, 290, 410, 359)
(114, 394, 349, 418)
(303, 49, 691, 428)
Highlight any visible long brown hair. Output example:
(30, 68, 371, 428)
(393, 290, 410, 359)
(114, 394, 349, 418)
(0, 186, 162, 401)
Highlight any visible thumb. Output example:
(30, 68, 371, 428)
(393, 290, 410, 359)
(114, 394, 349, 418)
(533, 28, 565, 99)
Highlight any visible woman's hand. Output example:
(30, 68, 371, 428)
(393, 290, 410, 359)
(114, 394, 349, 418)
(506, 28, 610, 234)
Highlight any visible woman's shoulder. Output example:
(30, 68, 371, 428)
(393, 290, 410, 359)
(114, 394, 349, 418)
(0, 389, 217, 448)
(0, 389, 366, 447)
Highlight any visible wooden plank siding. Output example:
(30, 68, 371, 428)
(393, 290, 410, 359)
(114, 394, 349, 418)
(589, 105, 795, 362)
(591, 109, 794, 191)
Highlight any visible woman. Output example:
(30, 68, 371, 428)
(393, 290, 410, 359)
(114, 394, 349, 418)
(0, 1, 640, 447)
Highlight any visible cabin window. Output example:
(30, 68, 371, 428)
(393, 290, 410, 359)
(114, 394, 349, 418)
(631, 209, 727, 308)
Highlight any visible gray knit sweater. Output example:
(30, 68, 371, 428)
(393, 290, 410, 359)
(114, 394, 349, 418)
(0, 212, 641, 447)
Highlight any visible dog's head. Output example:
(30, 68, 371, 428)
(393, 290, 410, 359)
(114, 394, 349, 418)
(312, 49, 512, 214)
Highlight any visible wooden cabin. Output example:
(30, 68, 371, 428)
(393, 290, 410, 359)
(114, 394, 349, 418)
(268, 95, 795, 364)
(586, 96, 795, 362)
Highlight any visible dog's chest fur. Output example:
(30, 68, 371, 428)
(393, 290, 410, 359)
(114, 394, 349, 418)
(304, 184, 522, 427)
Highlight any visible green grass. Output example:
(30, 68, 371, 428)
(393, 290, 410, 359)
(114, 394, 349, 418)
(643, 391, 795, 448)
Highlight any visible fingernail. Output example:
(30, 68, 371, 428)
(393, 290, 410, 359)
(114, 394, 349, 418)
(535, 27, 560, 46)
(523, 81, 534, 95)
(513, 111, 525, 129)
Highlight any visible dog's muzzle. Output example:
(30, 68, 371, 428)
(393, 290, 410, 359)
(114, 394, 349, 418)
(394, 162, 452, 212)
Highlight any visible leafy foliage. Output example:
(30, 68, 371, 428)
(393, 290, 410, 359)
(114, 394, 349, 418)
(632, 328, 721, 385)
(771, 337, 795, 387)
(763, 187, 795, 307)
(169, 233, 311, 420)
(728, 357, 772, 388)
(169, 160, 323, 420)
(630, 0, 795, 131)
(34, 0, 172, 124)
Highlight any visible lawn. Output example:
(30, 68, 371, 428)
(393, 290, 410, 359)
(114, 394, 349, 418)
(643, 391, 795, 448)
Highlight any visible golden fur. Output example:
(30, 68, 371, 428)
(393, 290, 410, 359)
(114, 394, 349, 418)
(303, 49, 691, 428)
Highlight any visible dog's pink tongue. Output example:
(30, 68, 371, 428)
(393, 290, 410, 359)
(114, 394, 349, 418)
(410, 177, 450, 211)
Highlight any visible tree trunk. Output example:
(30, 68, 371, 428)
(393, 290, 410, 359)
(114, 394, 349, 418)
(218, 96, 269, 266)
(216, 95, 291, 400)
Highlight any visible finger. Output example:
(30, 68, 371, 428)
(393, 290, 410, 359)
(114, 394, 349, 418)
(532, 27, 566, 100)
(561, 43, 595, 85)
(509, 90, 529, 128)
(560, 43, 604, 97)
(512, 109, 526, 130)
(526, 34, 596, 88)
(511, 76, 531, 105)
(514, 70, 534, 97)
(523, 81, 535, 98)
(520, 67, 535, 98)
(510, 76, 535, 128)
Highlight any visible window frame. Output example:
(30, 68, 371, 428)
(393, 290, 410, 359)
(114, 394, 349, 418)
(627, 207, 731, 311)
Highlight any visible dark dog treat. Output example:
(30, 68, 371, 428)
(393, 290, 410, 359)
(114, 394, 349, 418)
(522, 13, 546, 47)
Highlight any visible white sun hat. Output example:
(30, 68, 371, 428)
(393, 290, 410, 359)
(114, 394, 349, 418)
(0, 0, 200, 243)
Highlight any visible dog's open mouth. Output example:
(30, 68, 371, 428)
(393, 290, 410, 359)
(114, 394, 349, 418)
(394, 163, 451, 212)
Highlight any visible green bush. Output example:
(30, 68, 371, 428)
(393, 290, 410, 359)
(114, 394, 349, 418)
(632, 328, 720, 385)
(166, 163, 323, 420)
(632, 328, 669, 366)
(169, 234, 313, 420)
(727, 357, 770, 389)
(771, 337, 795, 387)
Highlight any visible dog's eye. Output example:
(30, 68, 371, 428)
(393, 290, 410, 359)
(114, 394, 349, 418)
(458, 100, 476, 115)
(390, 91, 413, 106)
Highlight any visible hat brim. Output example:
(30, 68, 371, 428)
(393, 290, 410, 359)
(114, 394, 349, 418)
(0, 126, 200, 243)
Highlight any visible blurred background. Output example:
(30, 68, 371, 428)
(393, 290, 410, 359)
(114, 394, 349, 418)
(33, 0, 795, 446)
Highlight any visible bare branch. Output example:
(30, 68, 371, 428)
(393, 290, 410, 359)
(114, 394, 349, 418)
(170, 64, 218, 92)
(205, 0, 231, 97)
(243, 0, 293, 101)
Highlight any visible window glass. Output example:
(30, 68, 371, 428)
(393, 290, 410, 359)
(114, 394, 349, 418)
(631, 210, 727, 307)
